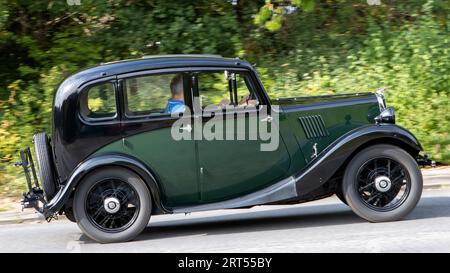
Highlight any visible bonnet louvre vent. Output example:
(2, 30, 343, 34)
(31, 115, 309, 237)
(298, 115, 329, 139)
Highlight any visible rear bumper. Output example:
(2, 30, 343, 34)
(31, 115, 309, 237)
(16, 147, 53, 219)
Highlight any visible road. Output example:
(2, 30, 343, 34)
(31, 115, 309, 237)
(0, 188, 449, 253)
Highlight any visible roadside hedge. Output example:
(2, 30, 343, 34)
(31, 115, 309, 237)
(0, 0, 448, 197)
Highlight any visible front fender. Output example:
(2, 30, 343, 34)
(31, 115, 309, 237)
(294, 124, 422, 196)
(43, 154, 170, 218)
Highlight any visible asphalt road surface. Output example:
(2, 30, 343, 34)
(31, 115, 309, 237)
(1, 189, 449, 253)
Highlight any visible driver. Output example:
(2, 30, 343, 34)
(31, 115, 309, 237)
(165, 74, 185, 114)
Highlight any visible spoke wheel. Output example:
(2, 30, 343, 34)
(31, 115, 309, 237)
(73, 167, 152, 243)
(356, 157, 410, 212)
(342, 144, 422, 223)
(85, 178, 140, 232)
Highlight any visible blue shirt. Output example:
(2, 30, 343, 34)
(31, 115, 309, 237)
(164, 99, 185, 114)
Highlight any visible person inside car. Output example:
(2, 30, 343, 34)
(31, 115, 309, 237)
(165, 74, 185, 114)
(218, 94, 258, 108)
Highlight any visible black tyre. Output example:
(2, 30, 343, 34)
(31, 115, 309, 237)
(343, 144, 422, 222)
(73, 167, 152, 243)
(33, 132, 57, 200)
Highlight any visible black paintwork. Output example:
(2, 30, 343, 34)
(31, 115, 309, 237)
(37, 55, 425, 218)
(52, 56, 258, 183)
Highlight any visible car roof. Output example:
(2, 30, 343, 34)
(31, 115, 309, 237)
(75, 55, 252, 82)
(55, 55, 254, 100)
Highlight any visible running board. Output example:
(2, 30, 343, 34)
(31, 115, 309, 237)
(172, 176, 297, 213)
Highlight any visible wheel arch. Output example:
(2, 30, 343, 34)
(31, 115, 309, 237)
(43, 154, 170, 218)
(329, 136, 422, 191)
(294, 124, 422, 198)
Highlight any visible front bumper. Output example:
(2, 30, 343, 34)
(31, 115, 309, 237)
(416, 153, 436, 167)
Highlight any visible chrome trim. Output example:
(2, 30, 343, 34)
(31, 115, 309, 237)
(104, 197, 121, 214)
(374, 176, 392, 193)
(142, 54, 223, 59)
(375, 91, 386, 110)
(172, 176, 297, 213)
(375, 107, 395, 124)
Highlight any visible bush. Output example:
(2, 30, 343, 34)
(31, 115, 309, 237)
(0, 0, 448, 199)
(261, 1, 449, 163)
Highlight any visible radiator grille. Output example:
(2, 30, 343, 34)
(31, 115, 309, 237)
(298, 115, 329, 139)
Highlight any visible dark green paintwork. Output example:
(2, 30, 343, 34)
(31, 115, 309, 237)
(277, 93, 380, 166)
(92, 92, 380, 209)
(93, 127, 199, 207)
(196, 113, 291, 204)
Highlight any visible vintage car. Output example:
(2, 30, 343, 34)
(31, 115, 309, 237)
(17, 54, 434, 243)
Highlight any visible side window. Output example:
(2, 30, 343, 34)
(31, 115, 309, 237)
(236, 74, 258, 107)
(196, 71, 259, 110)
(81, 82, 117, 120)
(124, 73, 187, 117)
(196, 72, 228, 108)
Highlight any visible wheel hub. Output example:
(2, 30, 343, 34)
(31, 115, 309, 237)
(374, 175, 392, 192)
(104, 197, 120, 214)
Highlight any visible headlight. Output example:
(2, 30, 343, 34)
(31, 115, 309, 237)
(375, 107, 395, 124)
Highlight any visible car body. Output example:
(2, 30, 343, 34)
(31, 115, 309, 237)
(18, 54, 434, 243)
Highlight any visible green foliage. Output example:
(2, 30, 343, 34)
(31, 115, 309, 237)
(0, 0, 448, 197)
(261, 0, 449, 163)
(254, 0, 316, 32)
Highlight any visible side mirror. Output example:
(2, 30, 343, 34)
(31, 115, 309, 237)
(375, 107, 395, 124)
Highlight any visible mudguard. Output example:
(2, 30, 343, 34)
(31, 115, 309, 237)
(173, 123, 423, 212)
(43, 154, 169, 218)
(43, 124, 422, 217)
(293, 124, 422, 196)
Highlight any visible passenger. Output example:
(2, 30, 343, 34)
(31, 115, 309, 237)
(165, 74, 185, 114)
(218, 94, 258, 108)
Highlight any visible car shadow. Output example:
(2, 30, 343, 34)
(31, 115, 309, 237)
(137, 196, 450, 242)
(78, 195, 450, 244)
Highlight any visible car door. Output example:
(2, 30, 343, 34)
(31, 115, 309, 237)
(193, 69, 291, 204)
(118, 70, 199, 208)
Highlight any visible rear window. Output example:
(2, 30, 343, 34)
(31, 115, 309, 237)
(80, 82, 117, 120)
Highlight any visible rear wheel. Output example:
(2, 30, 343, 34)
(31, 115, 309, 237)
(343, 144, 422, 222)
(73, 167, 152, 243)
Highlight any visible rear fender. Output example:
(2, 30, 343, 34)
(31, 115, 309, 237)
(43, 154, 169, 218)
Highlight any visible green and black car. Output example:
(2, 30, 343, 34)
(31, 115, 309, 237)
(18, 54, 434, 243)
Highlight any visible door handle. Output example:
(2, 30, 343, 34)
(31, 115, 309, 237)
(260, 115, 273, 123)
(180, 124, 192, 132)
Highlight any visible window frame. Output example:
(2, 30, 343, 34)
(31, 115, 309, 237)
(192, 68, 264, 116)
(117, 68, 194, 122)
(78, 77, 119, 124)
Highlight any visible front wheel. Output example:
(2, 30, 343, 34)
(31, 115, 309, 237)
(342, 144, 422, 222)
(73, 167, 152, 243)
